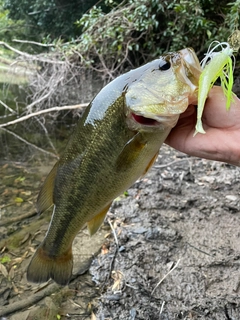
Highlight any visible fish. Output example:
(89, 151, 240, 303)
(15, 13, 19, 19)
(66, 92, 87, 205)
(27, 48, 201, 285)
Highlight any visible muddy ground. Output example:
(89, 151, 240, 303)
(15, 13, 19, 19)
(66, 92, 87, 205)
(0, 144, 240, 320)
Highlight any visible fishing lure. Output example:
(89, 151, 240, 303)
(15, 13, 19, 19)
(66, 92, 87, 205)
(195, 42, 235, 134)
(195, 30, 240, 135)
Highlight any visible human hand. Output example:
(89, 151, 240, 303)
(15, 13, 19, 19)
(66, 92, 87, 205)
(165, 86, 240, 166)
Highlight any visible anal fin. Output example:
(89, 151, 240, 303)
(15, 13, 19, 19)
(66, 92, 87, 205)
(87, 203, 112, 236)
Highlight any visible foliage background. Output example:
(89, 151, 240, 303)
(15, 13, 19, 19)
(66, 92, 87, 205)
(0, 0, 240, 159)
(2, 0, 240, 73)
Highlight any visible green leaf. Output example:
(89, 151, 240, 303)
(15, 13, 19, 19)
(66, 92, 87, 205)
(0, 256, 11, 264)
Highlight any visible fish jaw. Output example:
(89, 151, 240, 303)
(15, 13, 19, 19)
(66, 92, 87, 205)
(125, 48, 201, 122)
(126, 111, 180, 132)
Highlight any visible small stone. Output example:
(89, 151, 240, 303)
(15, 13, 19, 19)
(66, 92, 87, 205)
(225, 195, 238, 201)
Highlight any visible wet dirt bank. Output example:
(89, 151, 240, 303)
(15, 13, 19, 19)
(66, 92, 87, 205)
(0, 145, 240, 319)
(90, 146, 240, 319)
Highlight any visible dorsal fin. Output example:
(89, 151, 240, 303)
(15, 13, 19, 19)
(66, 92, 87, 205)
(36, 162, 58, 214)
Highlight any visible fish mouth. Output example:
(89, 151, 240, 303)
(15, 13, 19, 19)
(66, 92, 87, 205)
(130, 112, 179, 129)
(131, 113, 159, 126)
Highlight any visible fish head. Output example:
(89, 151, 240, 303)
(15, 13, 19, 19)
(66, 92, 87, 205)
(125, 48, 201, 131)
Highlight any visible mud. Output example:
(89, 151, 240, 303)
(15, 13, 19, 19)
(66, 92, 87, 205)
(0, 145, 240, 319)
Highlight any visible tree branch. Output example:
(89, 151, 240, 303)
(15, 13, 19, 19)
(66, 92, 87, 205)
(0, 127, 59, 158)
(0, 283, 60, 317)
(0, 103, 88, 128)
(13, 39, 56, 47)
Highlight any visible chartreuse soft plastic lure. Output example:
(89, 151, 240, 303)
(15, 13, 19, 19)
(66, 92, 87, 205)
(195, 30, 240, 135)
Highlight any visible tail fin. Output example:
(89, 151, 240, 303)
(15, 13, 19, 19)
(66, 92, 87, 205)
(27, 245, 73, 286)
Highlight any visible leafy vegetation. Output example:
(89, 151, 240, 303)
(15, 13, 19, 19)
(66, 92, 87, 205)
(0, 0, 25, 44)
(1, 0, 239, 74)
(3, 0, 98, 40)
(72, 0, 240, 76)
(1, 0, 239, 106)
(0, 0, 239, 159)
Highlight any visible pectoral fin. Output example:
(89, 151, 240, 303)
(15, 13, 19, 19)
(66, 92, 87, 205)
(87, 203, 112, 236)
(142, 151, 159, 176)
(116, 132, 146, 171)
(36, 162, 58, 214)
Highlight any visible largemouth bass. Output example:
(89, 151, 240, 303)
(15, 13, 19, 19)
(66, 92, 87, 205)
(27, 48, 201, 285)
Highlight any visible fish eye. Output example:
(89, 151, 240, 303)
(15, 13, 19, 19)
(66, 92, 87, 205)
(159, 60, 171, 71)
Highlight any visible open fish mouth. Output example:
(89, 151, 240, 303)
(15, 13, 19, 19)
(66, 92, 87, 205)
(131, 112, 160, 126)
(130, 112, 179, 129)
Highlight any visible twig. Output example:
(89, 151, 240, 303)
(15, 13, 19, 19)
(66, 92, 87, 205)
(26, 90, 57, 113)
(107, 218, 119, 247)
(159, 301, 165, 315)
(0, 282, 60, 317)
(0, 41, 66, 64)
(0, 127, 59, 158)
(0, 251, 94, 317)
(0, 99, 16, 114)
(35, 117, 58, 154)
(107, 246, 118, 282)
(154, 159, 190, 169)
(0, 211, 38, 227)
(13, 39, 56, 47)
(13, 38, 81, 47)
(0, 41, 33, 58)
(104, 219, 120, 282)
(0, 103, 88, 128)
(186, 242, 212, 256)
(151, 259, 181, 295)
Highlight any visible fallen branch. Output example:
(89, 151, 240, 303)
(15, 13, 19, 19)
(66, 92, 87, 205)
(0, 254, 94, 317)
(0, 282, 60, 317)
(0, 103, 88, 128)
(0, 210, 38, 227)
